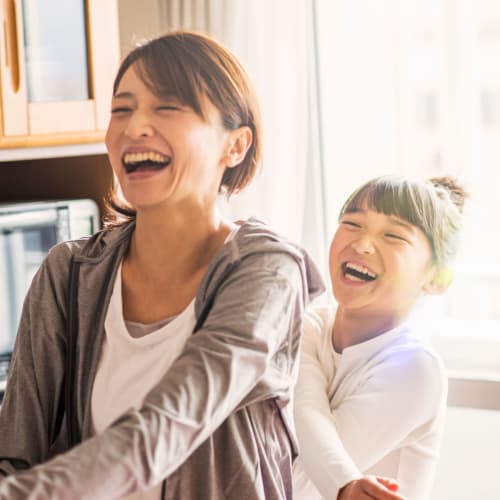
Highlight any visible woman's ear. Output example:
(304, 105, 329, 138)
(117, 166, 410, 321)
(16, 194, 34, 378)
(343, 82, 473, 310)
(423, 267, 453, 295)
(223, 126, 253, 168)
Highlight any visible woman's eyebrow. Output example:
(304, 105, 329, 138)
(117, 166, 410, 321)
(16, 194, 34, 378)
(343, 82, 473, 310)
(113, 91, 135, 99)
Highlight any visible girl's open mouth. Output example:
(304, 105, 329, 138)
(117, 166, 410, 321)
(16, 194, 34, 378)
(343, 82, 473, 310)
(342, 262, 377, 282)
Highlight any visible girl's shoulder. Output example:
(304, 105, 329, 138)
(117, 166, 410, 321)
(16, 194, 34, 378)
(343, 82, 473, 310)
(303, 303, 336, 342)
(373, 330, 448, 392)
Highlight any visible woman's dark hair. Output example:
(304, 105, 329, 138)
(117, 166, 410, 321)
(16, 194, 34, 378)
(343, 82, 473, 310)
(339, 175, 468, 267)
(105, 30, 262, 225)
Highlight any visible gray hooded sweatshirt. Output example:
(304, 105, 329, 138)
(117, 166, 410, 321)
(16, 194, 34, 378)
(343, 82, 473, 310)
(0, 218, 324, 499)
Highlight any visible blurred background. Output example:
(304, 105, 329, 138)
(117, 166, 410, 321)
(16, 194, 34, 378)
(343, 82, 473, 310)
(1, 0, 499, 498)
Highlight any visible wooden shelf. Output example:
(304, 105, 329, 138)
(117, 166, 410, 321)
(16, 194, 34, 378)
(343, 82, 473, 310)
(0, 153, 114, 219)
(0, 142, 107, 162)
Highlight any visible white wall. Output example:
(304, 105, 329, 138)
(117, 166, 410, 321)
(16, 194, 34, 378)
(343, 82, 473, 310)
(431, 407, 500, 500)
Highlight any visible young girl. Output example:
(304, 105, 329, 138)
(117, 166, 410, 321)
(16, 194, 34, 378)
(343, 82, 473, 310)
(293, 176, 467, 500)
(0, 32, 324, 499)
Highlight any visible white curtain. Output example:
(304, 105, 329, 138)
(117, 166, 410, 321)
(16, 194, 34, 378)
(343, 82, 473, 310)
(157, 0, 327, 269)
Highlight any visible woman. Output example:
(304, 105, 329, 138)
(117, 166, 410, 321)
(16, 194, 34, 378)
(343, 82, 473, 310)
(0, 31, 324, 499)
(293, 175, 467, 500)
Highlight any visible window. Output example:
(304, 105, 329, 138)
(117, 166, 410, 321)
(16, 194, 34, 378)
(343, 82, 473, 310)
(480, 88, 500, 127)
(315, 0, 500, 377)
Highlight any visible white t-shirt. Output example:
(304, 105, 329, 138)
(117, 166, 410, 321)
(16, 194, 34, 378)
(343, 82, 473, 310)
(293, 305, 447, 500)
(91, 226, 239, 499)
(91, 262, 196, 500)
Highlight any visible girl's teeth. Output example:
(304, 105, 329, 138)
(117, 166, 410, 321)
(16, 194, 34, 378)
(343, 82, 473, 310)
(345, 262, 376, 279)
(345, 273, 365, 282)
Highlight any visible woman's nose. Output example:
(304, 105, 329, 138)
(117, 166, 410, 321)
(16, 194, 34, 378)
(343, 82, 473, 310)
(351, 235, 375, 255)
(124, 113, 155, 139)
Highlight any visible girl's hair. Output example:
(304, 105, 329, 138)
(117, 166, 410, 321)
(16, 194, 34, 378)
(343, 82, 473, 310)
(105, 30, 262, 224)
(339, 175, 468, 267)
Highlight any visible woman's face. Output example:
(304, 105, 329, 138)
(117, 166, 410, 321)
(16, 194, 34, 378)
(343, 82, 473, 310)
(105, 63, 233, 212)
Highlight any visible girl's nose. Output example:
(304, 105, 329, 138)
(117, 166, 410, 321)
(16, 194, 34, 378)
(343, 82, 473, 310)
(351, 235, 375, 255)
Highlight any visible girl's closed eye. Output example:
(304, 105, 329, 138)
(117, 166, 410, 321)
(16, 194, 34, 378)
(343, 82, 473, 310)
(341, 219, 361, 229)
(385, 232, 409, 243)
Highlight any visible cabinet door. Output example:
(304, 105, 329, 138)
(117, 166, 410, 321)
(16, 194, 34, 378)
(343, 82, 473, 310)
(0, 0, 28, 136)
(0, 0, 119, 142)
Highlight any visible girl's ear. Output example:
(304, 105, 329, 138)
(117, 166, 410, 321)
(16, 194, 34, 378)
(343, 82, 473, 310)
(223, 126, 253, 168)
(423, 267, 453, 295)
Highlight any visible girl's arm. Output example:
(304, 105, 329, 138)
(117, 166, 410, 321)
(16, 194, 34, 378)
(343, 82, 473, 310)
(294, 313, 363, 497)
(294, 318, 446, 500)
(338, 476, 404, 500)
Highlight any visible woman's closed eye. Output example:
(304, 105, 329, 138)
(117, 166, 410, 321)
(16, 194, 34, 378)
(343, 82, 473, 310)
(155, 100, 185, 112)
(156, 105, 181, 112)
(111, 106, 132, 114)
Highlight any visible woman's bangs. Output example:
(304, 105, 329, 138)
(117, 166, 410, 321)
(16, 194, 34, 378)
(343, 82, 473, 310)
(137, 46, 205, 117)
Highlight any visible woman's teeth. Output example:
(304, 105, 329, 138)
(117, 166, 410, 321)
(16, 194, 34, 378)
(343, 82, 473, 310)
(123, 152, 169, 164)
(123, 151, 171, 173)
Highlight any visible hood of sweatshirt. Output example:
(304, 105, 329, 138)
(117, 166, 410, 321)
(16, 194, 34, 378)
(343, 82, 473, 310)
(69, 216, 325, 312)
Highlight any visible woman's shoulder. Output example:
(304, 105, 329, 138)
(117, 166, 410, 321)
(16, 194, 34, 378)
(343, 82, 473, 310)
(51, 221, 133, 260)
(233, 218, 304, 256)
(217, 218, 325, 288)
(37, 223, 132, 283)
(196, 218, 326, 310)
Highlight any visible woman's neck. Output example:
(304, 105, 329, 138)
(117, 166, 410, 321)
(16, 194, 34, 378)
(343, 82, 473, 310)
(120, 203, 237, 323)
(129, 203, 235, 283)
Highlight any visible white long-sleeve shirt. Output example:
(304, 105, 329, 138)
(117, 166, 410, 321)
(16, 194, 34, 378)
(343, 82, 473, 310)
(293, 305, 447, 500)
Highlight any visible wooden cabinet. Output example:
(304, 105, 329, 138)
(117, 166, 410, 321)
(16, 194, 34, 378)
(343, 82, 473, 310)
(0, 0, 120, 148)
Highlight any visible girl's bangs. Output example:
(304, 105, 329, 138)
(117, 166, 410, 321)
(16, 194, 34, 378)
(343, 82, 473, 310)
(341, 179, 432, 231)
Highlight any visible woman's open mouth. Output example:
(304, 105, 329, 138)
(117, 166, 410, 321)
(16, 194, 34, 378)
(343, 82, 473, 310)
(122, 151, 172, 174)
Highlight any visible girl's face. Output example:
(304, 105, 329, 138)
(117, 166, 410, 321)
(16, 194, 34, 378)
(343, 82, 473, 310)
(329, 205, 436, 324)
(105, 64, 234, 212)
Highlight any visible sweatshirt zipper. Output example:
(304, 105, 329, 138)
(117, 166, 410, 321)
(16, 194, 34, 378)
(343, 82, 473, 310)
(65, 257, 81, 448)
